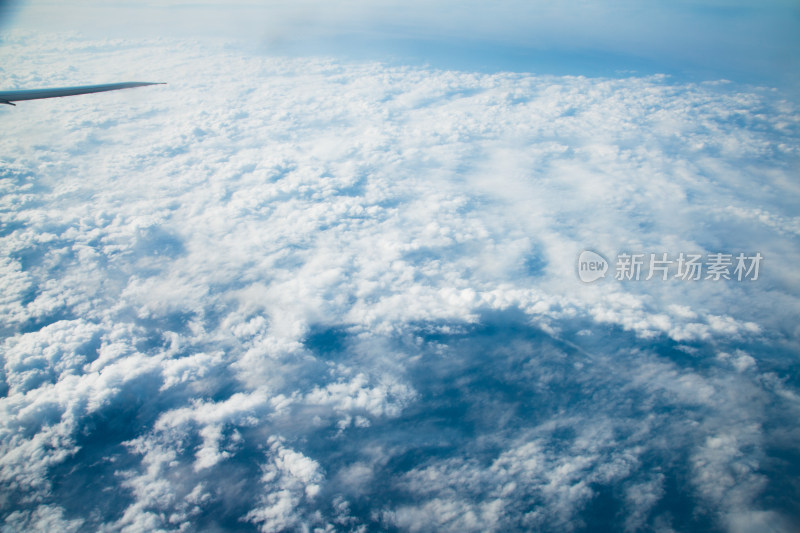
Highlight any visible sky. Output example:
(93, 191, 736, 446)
(3, 0, 800, 88)
(1, 1, 799, 532)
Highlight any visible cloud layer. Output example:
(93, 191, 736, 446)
(1, 32, 799, 531)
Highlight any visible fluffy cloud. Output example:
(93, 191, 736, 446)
(0, 31, 798, 531)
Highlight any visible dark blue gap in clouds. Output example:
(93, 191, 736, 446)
(18, 309, 79, 335)
(44, 373, 170, 527)
(305, 324, 349, 357)
(5, 309, 794, 530)
(761, 446, 800, 521)
(296, 309, 779, 531)
(38, 365, 262, 531)
(133, 225, 186, 259)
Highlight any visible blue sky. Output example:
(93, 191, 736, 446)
(4, 0, 800, 89)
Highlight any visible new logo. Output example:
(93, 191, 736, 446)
(578, 250, 608, 283)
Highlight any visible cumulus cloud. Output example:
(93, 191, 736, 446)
(0, 30, 798, 532)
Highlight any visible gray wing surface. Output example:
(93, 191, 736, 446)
(0, 82, 165, 105)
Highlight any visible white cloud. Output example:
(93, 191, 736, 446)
(3, 504, 83, 532)
(245, 438, 326, 532)
(0, 31, 798, 532)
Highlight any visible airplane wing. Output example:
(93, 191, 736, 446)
(0, 82, 165, 106)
